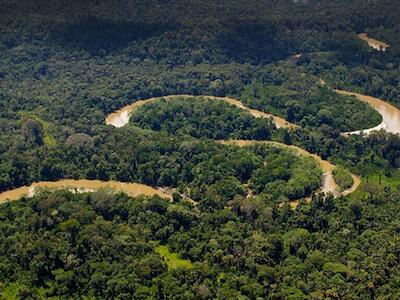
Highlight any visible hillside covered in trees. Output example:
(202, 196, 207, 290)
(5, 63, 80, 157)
(2, 0, 400, 298)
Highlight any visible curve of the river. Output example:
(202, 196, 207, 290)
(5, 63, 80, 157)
(317, 78, 400, 136)
(2, 38, 396, 206)
(334, 90, 400, 136)
(105, 95, 297, 129)
(219, 140, 361, 200)
(106, 94, 361, 201)
(2, 91, 372, 205)
(294, 55, 399, 137)
(108, 92, 400, 137)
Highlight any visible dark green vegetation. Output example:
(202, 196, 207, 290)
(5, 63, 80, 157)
(2, 0, 400, 298)
(0, 124, 322, 205)
(130, 98, 325, 200)
(248, 148, 321, 201)
(301, 33, 400, 109)
(2, 185, 400, 298)
(240, 82, 381, 131)
(130, 97, 275, 140)
(0, 0, 390, 132)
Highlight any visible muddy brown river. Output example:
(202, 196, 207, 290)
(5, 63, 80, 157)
(3, 37, 398, 206)
(0, 180, 172, 203)
(335, 90, 400, 136)
(6, 86, 385, 205)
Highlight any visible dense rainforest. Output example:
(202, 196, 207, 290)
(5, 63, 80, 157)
(2, 187, 400, 299)
(129, 97, 277, 140)
(2, 0, 400, 298)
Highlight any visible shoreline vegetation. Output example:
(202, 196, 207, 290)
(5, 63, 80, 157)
(1, 96, 364, 207)
(6, 85, 398, 206)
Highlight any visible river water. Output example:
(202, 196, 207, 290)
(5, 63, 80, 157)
(6, 87, 383, 204)
(0, 180, 172, 203)
(335, 90, 400, 136)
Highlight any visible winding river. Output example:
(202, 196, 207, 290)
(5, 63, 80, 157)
(335, 90, 400, 136)
(3, 82, 399, 205)
(320, 79, 400, 136)
(6, 84, 392, 205)
(0, 93, 360, 205)
(1, 30, 397, 206)
(107, 90, 400, 136)
(105, 96, 361, 199)
(105, 95, 297, 129)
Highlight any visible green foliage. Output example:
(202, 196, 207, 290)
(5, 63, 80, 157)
(19, 112, 57, 147)
(240, 81, 382, 131)
(333, 166, 355, 191)
(1, 0, 400, 298)
(250, 150, 322, 200)
(155, 245, 193, 270)
(0, 283, 19, 300)
(1, 185, 400, 298)
(323, 262, 349, 276)
(130, 97, 275, 140)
